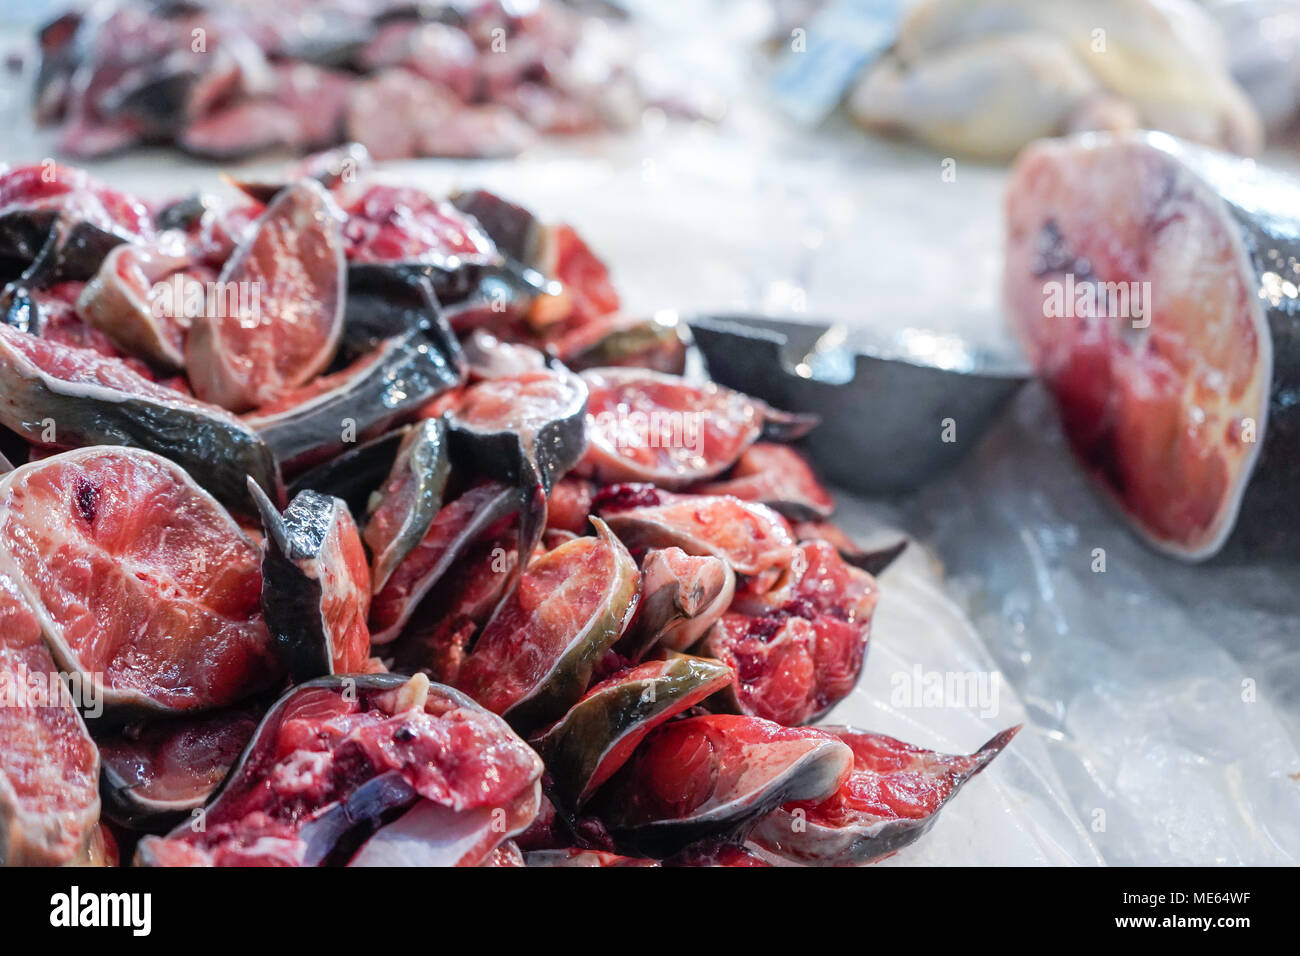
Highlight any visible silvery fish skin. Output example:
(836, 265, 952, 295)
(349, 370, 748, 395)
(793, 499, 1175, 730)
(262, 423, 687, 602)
(753, 726, 1018, 866)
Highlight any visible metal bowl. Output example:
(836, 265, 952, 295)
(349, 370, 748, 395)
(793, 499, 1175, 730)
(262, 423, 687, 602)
(688, 314, 1030, 494)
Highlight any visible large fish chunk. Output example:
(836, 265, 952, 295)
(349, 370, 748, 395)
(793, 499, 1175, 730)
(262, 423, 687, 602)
(1004, 131, 1300, 560)
(0, 447, 280, 715)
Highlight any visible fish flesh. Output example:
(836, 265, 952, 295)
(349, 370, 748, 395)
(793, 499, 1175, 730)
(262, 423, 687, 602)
(1004, 131, 1300, 559)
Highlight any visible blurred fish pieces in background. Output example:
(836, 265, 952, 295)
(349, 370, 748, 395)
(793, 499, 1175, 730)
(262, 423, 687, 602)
(24, 0, 660, 162)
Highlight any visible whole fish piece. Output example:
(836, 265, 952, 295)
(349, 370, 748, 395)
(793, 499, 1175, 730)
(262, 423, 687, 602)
(1003, 131, 1300, 560)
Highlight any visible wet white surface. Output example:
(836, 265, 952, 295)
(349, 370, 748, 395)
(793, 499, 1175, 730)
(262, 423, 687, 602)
(822, 533, 1102, 866)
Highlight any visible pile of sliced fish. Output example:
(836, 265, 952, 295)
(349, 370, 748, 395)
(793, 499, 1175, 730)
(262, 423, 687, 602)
(0, 144, 1016, 867)
(33, 0, 650, 161)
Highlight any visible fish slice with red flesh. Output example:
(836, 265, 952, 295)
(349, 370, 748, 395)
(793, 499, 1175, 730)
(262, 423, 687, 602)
(98, 704, 261, 830)
(7, 281, 163, 383)
(135, 674, 543, 867)
(386, 529, 519, 686)
(185, 179, 345, 412)
(249, 483, 371, 682)
(1004, 131, 1300, 559)
(0, 163, 153, 269)
(0, 573, 100, 866)
(444, 368, 589, 602)
(792, 520, 909, 576)
(595, 714, 853, 857)
(531, 655, 734, 811)
(455, 519, 639, 734)
(341, 181, 497, 266)
(695, 442, 835, 521)
(537, 223, 621, 326)
(0, 447, 279, 715)
(578, 368, 767, 488)
(753, 726, 1021, 865)
(618, 547, 734, 659)
(0, 321, 280, 515)
(369, 482, 519, 645)
(363, 418, 450, 593)
(76, 237, 193, 370)
(546, 477, 596, 534)
(596, 484, 798, 583)
(701, 541, 878, 727)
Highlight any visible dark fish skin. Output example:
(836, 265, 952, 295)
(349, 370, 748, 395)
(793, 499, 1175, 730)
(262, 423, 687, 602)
(248, 329, 462, 475)
(345, 261, 548, 355)
(288, 427, 406, 518)
(340, 266, 459, 362)
(367, 481, 520, 646)
(444, 368, 589, 608)
(249, 482, 367, 683)
(0, 209, 132, 285)
(365, 418, 451, 592)
(33, 11, 83, 123)
(0, 323, 281, 518)
(450, 189, 544, 267)
(97, 703, 262, 831)
(1165, 141, 1300, 562)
